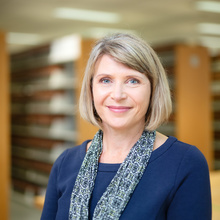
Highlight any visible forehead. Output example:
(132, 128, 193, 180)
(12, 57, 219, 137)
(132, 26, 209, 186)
(94, 54, 145, 77)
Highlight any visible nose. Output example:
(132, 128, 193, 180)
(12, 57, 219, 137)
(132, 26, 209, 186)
(111, 82, 127, 101)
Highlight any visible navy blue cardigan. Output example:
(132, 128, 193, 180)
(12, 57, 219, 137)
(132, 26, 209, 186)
(41, 136, 211, 220)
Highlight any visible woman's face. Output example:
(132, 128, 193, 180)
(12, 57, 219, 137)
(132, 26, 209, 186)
(92, 54, 151, 132)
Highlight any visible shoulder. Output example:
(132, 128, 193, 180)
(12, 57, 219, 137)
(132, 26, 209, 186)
(172, 139, 208, 166)
(163, 138, 211, 197)
(153, 135, 209, 172)
(170, 139, 210, 181)
(165, 139, 212, 219)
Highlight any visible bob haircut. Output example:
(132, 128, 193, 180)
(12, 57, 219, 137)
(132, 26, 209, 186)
(79, 33, 172, 131)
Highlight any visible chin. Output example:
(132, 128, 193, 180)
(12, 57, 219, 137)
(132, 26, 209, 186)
(103, 122, 136, 131)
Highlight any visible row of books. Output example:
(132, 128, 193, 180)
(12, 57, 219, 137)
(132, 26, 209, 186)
(11, 44, 78, 195)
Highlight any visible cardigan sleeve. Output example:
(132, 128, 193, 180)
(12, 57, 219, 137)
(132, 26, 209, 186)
(167, 146, 212, 220)
(40, 150, 67, 220)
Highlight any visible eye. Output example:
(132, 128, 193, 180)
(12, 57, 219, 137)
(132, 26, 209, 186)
(100, 78, 111, 84)
(128, 78, 140, 84)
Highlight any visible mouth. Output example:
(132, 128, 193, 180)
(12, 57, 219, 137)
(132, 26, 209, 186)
(107, 105, 131, 113)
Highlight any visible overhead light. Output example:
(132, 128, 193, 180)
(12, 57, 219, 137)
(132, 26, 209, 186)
(197, 23, 220, 35)
(49, 34, 81, 63)
(7, 32, 41, 45)
(199, 36, 220, 48)
(54, 7, 120, 23)
(196, 1, 220, 13)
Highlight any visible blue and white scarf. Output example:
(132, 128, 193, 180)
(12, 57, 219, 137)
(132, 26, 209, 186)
(69, 129, 156, 220)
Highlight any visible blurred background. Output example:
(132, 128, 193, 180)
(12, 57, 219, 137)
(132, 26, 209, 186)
(0, 0, 220, 219)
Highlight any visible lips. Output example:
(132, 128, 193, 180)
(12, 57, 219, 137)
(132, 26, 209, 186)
(107, 105, 131, 113)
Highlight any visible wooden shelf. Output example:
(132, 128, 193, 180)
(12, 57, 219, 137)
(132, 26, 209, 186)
(10, 38, 77, 194)
(155, 44, 213, 170)
(0, 31, 10, 220)
(10, 36, 98, 196)
(212, 55, 220, 169)
(12, 125, 77, 142)
(154, 45, 176, 138)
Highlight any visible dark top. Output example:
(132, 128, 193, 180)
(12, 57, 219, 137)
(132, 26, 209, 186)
(41, 136, 212, 220)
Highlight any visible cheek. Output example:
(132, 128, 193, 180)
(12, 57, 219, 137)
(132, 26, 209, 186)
(92, 87, 107, 110)
(134, 86, 151, 101)
(137, 88, 151, 111)
(93, 86, 99, 99)
(93, 85, 109, 100)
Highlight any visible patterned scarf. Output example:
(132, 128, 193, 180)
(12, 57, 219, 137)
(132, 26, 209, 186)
(69, 129, 156, 220)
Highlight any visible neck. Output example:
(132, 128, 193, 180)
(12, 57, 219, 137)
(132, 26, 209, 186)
(100, 124, 145, 163)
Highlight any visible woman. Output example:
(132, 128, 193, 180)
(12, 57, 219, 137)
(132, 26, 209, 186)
(41, 33, 211, 220)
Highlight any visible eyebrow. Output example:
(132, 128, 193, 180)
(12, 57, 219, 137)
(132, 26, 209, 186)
(94, 73, 145, 79)
(93, 73, 111, 78)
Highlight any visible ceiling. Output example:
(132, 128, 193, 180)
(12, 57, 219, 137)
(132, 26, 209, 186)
(0, 0, 220, 54)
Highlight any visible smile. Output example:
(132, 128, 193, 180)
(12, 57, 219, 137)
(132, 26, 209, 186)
(107, 106, 131, 113)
